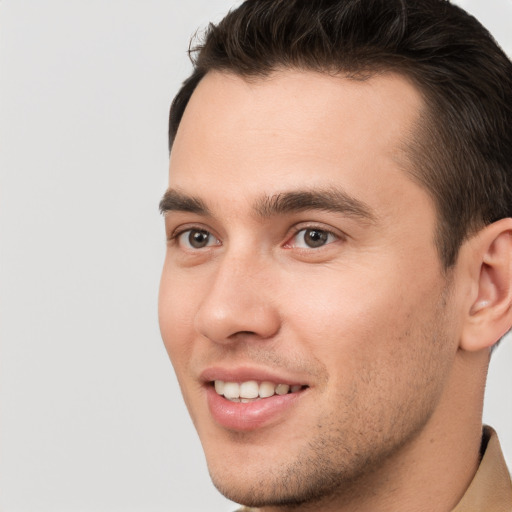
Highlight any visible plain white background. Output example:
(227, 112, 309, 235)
(0, 1, 511, 511)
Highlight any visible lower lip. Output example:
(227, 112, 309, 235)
(206, 386, 303, 431)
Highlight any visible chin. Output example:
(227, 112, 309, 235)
(209, 468, 324, 509)
(203, 438, 377, 509)
(208, 462, 362, 510)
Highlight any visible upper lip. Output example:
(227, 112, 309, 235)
(200, 366, 309, 387)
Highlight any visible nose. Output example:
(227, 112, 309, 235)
(194, 254, 281, 344)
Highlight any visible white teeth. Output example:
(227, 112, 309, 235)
(223, 382, 240, 400)
(275, 384, 290, 395)
(214, 380, 225, 395)
(259, 381, 275, 398)
(240, 380, 259, 399)
(213, 380, 303, 400)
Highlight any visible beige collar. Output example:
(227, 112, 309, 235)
(451, 426, 512, 512)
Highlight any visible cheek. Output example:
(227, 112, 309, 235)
(158, 267, 208, 427)
(158, 265, 198, 367)
(284, 271, 452, 446)
(279, 260, 447, 382)
(281, 262, 406, 346)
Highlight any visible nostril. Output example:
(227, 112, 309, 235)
(229, 330, 257, 338)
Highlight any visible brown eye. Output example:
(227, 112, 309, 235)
(189, 230, 210, 248)
(289, 228, 337, 249)
(303, 229, 329, 248)
(178, 229, 218, 249)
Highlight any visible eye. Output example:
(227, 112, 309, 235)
(177, 229, 220, 249)
(288, 228, 338, 249)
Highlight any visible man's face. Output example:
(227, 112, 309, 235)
(159, 71, 461, 507)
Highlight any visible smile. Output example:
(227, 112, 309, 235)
(214, 380, 306, 402)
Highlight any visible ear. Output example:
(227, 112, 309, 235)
(460, 218, 512, 352)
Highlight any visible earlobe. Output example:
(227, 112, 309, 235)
(460, 218, 512, 352)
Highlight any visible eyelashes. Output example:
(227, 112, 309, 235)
(169, 224, 341, 252)
(285, 228, 339, 249)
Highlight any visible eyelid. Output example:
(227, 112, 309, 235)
(168, 221, 213, 240)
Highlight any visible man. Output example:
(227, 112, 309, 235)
(158, 0, 512, 510)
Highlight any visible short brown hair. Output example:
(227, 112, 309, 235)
(168, 0, 512, 267)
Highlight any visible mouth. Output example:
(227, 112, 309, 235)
(212, 380, 308, 402)
(201, 368, 310, 430)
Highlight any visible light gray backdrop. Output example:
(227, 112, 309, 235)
(1, 1, 511, 511)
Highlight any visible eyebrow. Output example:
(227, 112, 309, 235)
(159, 187, 376, 222)
(255, 189, 376, 222)
(159, 189, 210, 216)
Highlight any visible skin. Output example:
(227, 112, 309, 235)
(159, 71, 501, 512)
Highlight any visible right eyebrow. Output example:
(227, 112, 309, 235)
(255, 189, 377, 222)
(159, 189, 211, 216)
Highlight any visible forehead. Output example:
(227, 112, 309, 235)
(169, 70, 426, 213)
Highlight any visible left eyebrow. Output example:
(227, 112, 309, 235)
(255, 189, 377, 222)
(159, 189, 211, 216)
